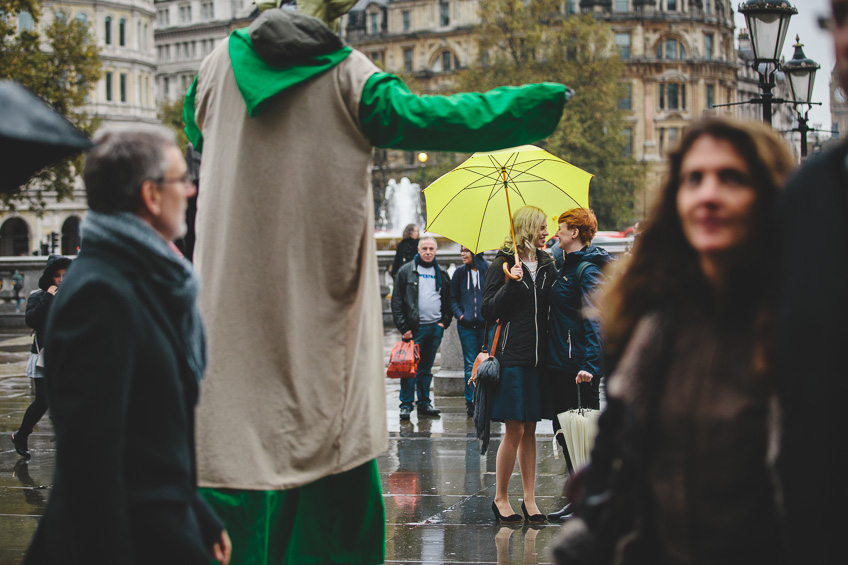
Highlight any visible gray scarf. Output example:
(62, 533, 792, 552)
(81, 211, 206, 382)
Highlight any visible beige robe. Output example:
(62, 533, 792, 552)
(192, 40, 387, 490)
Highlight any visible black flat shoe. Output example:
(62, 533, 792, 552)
(417, 405, 441, 417)
(547, 503, 573, 521)
(11, 431, 30, 459)
(521, 502, 546, 524)
(492, 501, 522, 523)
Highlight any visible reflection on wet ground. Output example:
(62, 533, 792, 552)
(0, 330, 569, 564)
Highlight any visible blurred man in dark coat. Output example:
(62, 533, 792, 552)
(773, 1, 848, 561)
(24, 125, 230, 564)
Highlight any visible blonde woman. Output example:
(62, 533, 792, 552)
(481, 205, 557, 523)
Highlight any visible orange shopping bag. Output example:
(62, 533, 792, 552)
(387, 339, 419, 379)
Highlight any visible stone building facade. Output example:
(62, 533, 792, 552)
(343, 0, 817, 218)
(153, 0, 252, 103)
(0, 0, 159, 257)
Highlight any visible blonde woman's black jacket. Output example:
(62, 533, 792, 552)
(482, 249, 557, 368)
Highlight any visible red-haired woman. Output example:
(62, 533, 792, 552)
(555, 118, 795, 564)
(545, 208, 612, 521)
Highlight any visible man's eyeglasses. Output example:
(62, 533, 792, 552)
(155, 173, 195, 186)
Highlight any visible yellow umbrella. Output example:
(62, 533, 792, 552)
(424, 145, 592, 276)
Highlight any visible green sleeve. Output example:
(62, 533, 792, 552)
(183, 78, 203, 152)
(359, 72, 570, 152)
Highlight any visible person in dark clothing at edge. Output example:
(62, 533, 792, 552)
(481, 205, 557, 524)
(10, 255, 72, 459)
(391, 223, 420, 277)
(391, 236, 452, 420)
(545, 208, 611, 521)
(23, 125, 230, 565)
(772, 1, 848, 561)
(449, 246, 491, 418)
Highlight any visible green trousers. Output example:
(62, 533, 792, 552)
(200, 459, 385, 565)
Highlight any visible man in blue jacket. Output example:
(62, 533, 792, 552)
(449, 247, 491, 417)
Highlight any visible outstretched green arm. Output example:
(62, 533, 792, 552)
(359, 72, 571, 153)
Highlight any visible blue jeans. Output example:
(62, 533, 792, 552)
(457, 324, 493, 404)
(400, 323, 443, 409)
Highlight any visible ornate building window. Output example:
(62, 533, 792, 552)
(119, 18, 126, 46)
(704, 34, 713, 60)
(403, 48, 413, 72)
(706, 84, 715, 108)
(665, 0, 678, 11)
(615, 33, 631, 59)
(432, 50, 459, 72)
(440, 0, 450, 26)
(623, 127, 633, 157)
(619, 82, 632, 110)
(105, 16, 112, 45)
(120, 73, 127, 102)
(566, 0, 578, 15)
(658, 126, 680, 154)
(615, 0, 628, 12)
(657, 38, 686, 60)
(18, 11, 34, 32)
(402, 10, 410, 32)
(659, 83, 686, 110)
(105, 71, 113, 101)
(369, 12, 378, 34)
(76, 13, 89, 28)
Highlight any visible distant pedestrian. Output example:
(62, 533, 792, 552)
(10, 255, 71, 458)
(392, 236, 452, 420)
(23, 125, 230, 565)
(449, 246, 491, 417)
(545, 208, 611, 521)
(12, 269, 24, 311)
(554, 118, 794, 564)
(391, 223, 420, 276)
(481, 205, 557, 524)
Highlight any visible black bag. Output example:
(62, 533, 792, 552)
(471, 321, 503, 385)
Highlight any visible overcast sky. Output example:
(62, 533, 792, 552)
(734, 0, 835, 129)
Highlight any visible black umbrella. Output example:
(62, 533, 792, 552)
(0, 80, 92, 194)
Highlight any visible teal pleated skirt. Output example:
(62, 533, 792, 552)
(490, 366, 552, 422)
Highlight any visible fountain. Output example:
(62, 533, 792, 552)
(376, 177, 424, 238)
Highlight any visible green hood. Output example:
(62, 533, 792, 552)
(183, 8, 351, 150)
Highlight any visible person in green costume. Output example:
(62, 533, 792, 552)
(184, 1, 572, 563)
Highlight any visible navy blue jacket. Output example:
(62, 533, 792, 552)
(449, 255, 489, 328)
(547, 245, 612, 376)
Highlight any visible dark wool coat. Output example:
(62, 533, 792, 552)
(482, 249, 557, 368)
(774, 139, 848, 564)
(24, 235, 222, 564)
(557, 310, 782, 565)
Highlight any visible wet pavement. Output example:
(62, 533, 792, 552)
(0, 329, 569, 564)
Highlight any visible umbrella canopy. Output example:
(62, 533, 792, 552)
(423, 145, 593, 254)
(556, 408, 601, 471)
(0, 80, 92, 194)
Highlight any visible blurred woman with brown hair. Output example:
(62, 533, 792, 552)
(555, 118, 795, 565)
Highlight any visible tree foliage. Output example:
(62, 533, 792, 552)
(459, 1, 643, 229)
(0, 0, 102, 210)
(157, 98, 190, 154)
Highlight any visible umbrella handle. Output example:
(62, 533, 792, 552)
(502, 262, 520, 280)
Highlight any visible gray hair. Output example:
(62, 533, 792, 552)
(84, 125, 178, 214)
(418, 236, 437, 248)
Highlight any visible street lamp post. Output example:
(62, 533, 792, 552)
(782, 36, 820, 159)
(417, 152, 428, 220)
(738, 0, 798, 125)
